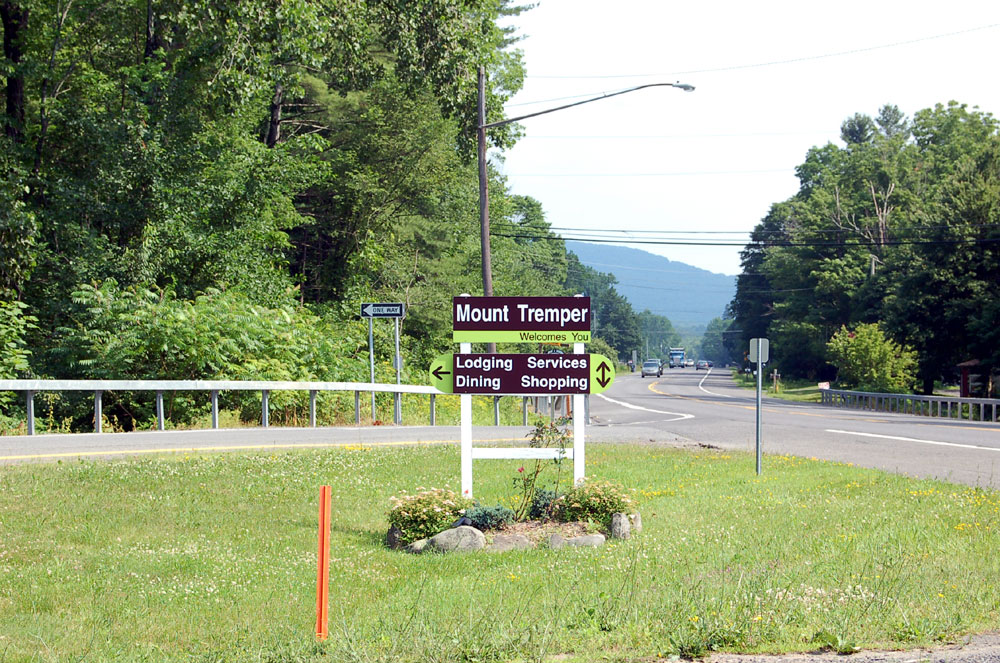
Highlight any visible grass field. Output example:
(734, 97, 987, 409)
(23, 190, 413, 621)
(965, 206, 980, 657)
(730, 371, 823, 403)
(2, 441, 999, 662)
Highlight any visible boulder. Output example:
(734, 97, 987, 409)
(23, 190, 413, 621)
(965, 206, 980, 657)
(487, 534, 534, 552)
(426, 525, 485, 553)
(629, 512, 643, 534)
(548, 533, 566, 550)
(405, 538, 429, 554)
(386, 526, 404, 550)
(565, 534, 606, 548)
(610, 513, 631, 540)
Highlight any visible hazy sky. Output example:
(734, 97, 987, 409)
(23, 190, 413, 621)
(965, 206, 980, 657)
(497, 1, 1000, 276)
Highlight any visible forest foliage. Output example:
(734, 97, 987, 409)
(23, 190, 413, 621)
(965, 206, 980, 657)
(727, 103, 1000, 396)
(0, 0, 656, 430)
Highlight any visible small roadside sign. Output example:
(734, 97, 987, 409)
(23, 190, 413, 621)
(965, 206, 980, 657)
(749, 338, 769, 363)
(429, 353, 615, 395)
(360, 302, 405, 318)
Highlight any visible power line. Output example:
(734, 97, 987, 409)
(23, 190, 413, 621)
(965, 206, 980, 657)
(491, 231, 1000, 248)
(524, 23, 1000, 80)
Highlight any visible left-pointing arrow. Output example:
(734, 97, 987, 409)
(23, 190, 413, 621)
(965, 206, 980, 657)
(432, 366, 450, 380)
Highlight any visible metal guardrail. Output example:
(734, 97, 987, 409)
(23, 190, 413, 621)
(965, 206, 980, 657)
(0, 379, 569, 436)
(0, 379, 442, 435)
(820, 388, 1000, 423)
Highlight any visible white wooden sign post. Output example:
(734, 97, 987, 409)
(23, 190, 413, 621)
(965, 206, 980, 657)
(435, 295, 615, 499)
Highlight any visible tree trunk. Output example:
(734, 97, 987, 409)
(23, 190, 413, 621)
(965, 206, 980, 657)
(1, 2, 29, 142)
(265, 82, 283, 147)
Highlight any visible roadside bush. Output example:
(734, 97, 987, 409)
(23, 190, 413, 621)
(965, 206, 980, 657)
(528, 488, 559, 520)
(387, 488, 473, 545)
(555, 480, 634, 526)
(465, 504, 515, 531)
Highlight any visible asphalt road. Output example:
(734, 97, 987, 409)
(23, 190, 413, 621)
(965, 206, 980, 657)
(4, 369, 1000, 488)
(597, 368, 1000, 488)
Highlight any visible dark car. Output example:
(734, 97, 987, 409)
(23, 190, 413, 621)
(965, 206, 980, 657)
(695, 360, 710, 370)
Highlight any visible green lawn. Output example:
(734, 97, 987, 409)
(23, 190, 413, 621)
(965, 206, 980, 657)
(731, 370, 824, 403)
(2, 442, 999, 662)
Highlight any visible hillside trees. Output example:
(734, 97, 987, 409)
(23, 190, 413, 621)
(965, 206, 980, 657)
(729, 102, 1000, 394)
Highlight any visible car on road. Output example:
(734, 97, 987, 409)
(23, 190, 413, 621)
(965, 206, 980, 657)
(696, 360, 710, 370)
(641, 359, 662, 377)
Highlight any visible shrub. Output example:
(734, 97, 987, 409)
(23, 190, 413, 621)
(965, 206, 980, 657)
(528, 489, 559, 520)
(555, 480, 634, 526)
(387, 488, 473, 545)
(465, 504, 515, 531)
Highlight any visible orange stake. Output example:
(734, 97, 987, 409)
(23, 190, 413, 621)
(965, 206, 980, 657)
(315, 485, 331, 640)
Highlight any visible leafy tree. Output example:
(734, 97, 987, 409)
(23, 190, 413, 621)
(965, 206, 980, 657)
(700, 317, 732, 365)
(826, 323, 917, 392)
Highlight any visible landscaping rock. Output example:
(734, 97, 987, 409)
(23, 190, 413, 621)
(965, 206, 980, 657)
(565, 534, 606, 548)
(629, 512, 643, 534)
(405, 538, 429, 554)
(548, 533, 565, 549)
(386, 526, 404, 550)
(487, 534, 534, 552)
(426, 525, 485, 553)
(610, 513, 631, 539)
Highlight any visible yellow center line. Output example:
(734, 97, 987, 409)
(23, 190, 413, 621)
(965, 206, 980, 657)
(0, 437, 528, 462)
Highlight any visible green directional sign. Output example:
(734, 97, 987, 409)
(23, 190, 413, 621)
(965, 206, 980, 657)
(429, 353, 616, 395)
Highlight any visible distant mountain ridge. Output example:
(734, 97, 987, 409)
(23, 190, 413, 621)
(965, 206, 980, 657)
(566, 241, 735, 333)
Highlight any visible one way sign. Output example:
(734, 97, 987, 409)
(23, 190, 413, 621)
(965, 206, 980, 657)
(360, 302, 405, 318)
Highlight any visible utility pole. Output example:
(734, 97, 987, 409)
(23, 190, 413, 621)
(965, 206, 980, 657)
(474, 74, 694, 356)
(477, 67, 496, 354)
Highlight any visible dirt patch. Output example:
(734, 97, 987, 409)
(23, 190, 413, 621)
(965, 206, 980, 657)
(492, 520, 596, 545)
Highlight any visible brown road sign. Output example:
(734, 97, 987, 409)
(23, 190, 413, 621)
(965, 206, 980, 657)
(429, 353, 615, 395)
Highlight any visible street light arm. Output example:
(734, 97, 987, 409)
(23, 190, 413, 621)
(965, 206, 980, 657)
(480, 82, 695, 130)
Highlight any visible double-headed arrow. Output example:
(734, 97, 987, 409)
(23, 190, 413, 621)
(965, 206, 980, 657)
(596, 361, 613, 388)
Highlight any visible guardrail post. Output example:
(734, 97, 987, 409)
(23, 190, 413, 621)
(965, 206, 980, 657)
(26, 391, 34, 435)
(94, 390, 102, 433)
(494, 396, 500, 426)
(430, 394, 436, 426)
(354, 391, 360, 425)
(211, 390, 219, 429)
(522, 397, 528, 426)
(262, 390, 269, 427)
(310, 390, 317, 427)
(156, 391, 164, 430)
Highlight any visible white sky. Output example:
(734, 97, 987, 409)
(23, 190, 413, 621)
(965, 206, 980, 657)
(496, 1, 1000, 276)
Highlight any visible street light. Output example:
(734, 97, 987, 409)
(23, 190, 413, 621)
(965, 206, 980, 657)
(476, 67, 695, 315)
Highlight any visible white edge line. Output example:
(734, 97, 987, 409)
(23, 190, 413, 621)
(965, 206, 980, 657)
(596, 393, 694, 421)
(826, 429, 1000, 452)
(698, 367, 732, 398)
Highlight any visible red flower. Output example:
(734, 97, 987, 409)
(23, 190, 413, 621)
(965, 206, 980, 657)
(518, 467, 525, 473)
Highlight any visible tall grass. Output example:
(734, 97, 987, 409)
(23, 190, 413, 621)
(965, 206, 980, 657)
(1, 444, 998, 661)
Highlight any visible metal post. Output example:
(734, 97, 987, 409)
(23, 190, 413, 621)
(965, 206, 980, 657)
(310, 390, 317, 427)
(548, 396, 554, 422)
(430, 394, 436, 426)
(156, 391, 164, 430)
(354, 391, 360, 425)
(368, 317, 375, 421)
(394, 317, 402, 425)
(26, 391, 34, 436)
(211, 390, 219, 429)
(95, 390, 102, 434)
(755, 339, 763, 476)
(493, 396, 500, 426)
(522, 397, 528, 426)
(262, 390, 269, 427)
